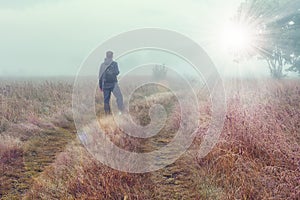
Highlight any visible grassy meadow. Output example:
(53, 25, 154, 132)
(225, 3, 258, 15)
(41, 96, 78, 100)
(0, 77, 299, 199)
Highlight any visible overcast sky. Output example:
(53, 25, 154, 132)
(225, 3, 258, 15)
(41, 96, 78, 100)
(0, 0, 285, 78)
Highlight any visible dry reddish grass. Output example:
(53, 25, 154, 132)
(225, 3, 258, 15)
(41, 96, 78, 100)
(0, 80, 73, 133)
(1, 78, 299, 199)
(0, 80, 75, 199)
(24, 140, 154, 200)
(0, 136, 26, 199)
(195, 79, 300, 199)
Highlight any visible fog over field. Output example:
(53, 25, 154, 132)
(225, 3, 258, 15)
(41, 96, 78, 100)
(1, 0, 300, 199)
(1, 0, 293, 78)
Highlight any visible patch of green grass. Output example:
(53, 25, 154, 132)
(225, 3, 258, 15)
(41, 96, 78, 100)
(23, 129, 75, 179)
(0, 128, 75, 199)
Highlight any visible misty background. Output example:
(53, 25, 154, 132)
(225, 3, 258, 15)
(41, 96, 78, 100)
(0, 0, 296, 78)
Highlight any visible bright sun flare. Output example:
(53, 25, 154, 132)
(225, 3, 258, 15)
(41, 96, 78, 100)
(220, 22, 254, 55)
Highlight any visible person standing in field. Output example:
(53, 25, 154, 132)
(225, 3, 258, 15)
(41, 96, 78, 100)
(99, 51, 124, 115)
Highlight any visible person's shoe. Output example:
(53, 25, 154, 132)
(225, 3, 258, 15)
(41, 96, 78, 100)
(118, 111, 122, 116)
(105, 110, 111, 115)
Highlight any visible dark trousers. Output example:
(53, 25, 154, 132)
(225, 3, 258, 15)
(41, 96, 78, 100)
(103, 82, 124, 114)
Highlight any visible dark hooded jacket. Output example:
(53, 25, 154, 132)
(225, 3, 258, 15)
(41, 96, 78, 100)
(99, 58, 119, 89)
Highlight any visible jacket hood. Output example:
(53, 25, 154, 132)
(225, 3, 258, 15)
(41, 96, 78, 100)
(104, 58, 113, 65)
